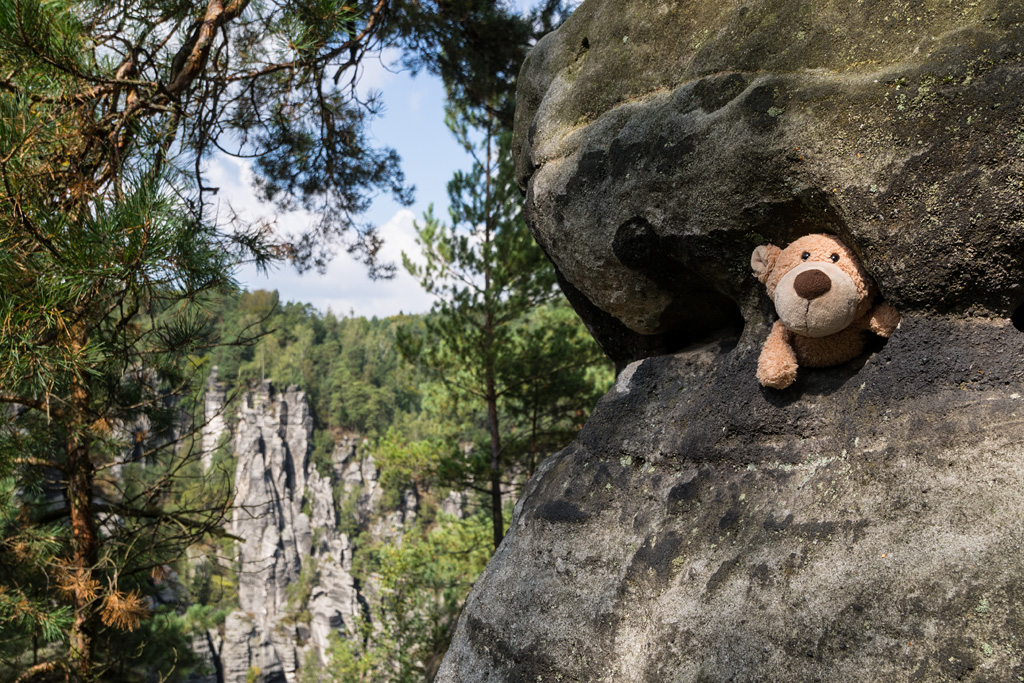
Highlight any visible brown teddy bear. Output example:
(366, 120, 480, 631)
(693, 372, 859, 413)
(751, 234, 901, 389)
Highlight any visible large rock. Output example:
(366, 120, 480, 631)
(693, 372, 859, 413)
(439, 317, 1024, 681)
(220, 383, 364, 683)
(229, 383, 312, 635)
(214, 384, 423, 682)
(513, 0, 1024, 364)
(438, 1, 1024, 681)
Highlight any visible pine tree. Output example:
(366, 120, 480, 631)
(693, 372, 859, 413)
(0, 0, 578, 676)
(1, 0, 387, 678)
(401, 104, 608, 549)
(0, 159, 241, 679)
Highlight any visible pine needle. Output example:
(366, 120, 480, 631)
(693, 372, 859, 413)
(55, 563, 100, 603)
(100, 589, 148, 631)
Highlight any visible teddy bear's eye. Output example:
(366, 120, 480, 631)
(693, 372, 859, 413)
(830, 253, 840, 263)
(801, 252, 810, 260)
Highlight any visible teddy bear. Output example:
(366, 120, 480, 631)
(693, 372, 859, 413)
(751, 233, 901, 389)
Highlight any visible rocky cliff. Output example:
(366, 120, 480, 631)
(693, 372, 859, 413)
(438, 2, 1024, 681)
(192, 381, 407, 683)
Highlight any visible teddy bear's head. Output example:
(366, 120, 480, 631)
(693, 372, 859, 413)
(751, 234, 876, 338)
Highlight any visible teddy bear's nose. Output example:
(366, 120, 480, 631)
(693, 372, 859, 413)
(794, 269, 832, 300)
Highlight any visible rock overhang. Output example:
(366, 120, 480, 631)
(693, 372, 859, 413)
(513, 0, 1024, 364)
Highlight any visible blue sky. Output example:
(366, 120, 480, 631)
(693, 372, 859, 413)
(211, 0, 546, 319)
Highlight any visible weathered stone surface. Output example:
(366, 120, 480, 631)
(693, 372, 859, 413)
(513, 0, 1024, 364)
(335, 443, 419, 538)
(185, 631, 222, 683)
(438, 316, 1024, 681)
(229, 383, 311, 629)
(200, 367, 228, 471)
(222, 612, 286, 683)
(219, 383, 365, 683)
(211, 383, 428, 682)
(452, 8, 1024, 673)
(305, 466, 364, 665)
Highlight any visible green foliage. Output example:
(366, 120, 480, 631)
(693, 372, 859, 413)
(182, 603, 234, 635)
(0, 159, 244, 681)
(312, 429, 339, 476)
(320, 620, 381, 683)
(184, 548, 239, 623)
(105, 607, 200, 681)
(0, 1, 276, 668)
(286, 559, 319, 616)
(1, 0, 416, 273)
(388, 0, 580, 129)
(502, 302, 615, 476)
(400, 102, 612, 548)
(0, 0, 588, 678)
(372, 429, 445, 510)
(187, 284, 603, 682)
(206, 291, 430, 441)
(0, 479, 73, 664)
(2, 0, 88, 64)
(335, 488, 363, 539)
(325, 513, 495, 683)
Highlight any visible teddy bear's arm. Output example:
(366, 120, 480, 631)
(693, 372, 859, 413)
(866, 301, 901, 338)
(757, 321, 799, 389)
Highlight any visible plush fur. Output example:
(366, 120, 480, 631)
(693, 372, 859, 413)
(751, 234, 900, 389)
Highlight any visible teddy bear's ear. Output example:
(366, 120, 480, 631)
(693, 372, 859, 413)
(751, 245, 781, 284)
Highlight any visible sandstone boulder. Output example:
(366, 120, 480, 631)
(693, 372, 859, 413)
(438, 1, 1024, 680)
(513, 0, 1024, 363)
(439, 317, 1024, 681)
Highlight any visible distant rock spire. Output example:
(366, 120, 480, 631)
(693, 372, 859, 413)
(200, 366, 228, 472)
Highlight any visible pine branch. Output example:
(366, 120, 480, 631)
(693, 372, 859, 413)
(219, 0, 390, 84)
(166, 0, 252, 96)
(14, 660, 68, 683)
(0, 394, 59, 417)
(41, 502, 243, 542)
(13, 457, 63, 471)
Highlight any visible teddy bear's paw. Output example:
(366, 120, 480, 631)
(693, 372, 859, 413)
(869, 302, 901, 338)
(757, 354, 798, 389)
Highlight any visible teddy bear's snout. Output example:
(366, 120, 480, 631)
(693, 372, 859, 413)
(794, 269, 832, 300)
(773, 260, 861, 338)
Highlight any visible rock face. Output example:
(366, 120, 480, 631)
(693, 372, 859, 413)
(200, 367, 229, 471)
(190, 379, 425, 683)
(512, 0, 1024, 364)
(218, 383, 368, 683)
(438, 2, 1024, 681)
(439, 319, 1024, 682)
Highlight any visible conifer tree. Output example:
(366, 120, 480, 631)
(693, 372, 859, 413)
(0, 0, 498, 679)
(401, 104, 607, 549)
(0, 0, 578, 676)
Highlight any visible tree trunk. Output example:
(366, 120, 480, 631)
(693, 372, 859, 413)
(67, 381, 98, 680)
(482, 116, 504, 550)
(486, 368, 504, 550)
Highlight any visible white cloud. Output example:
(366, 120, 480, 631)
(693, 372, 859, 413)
(204, 153, 437, 319)
(238, 208, 437, 319)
